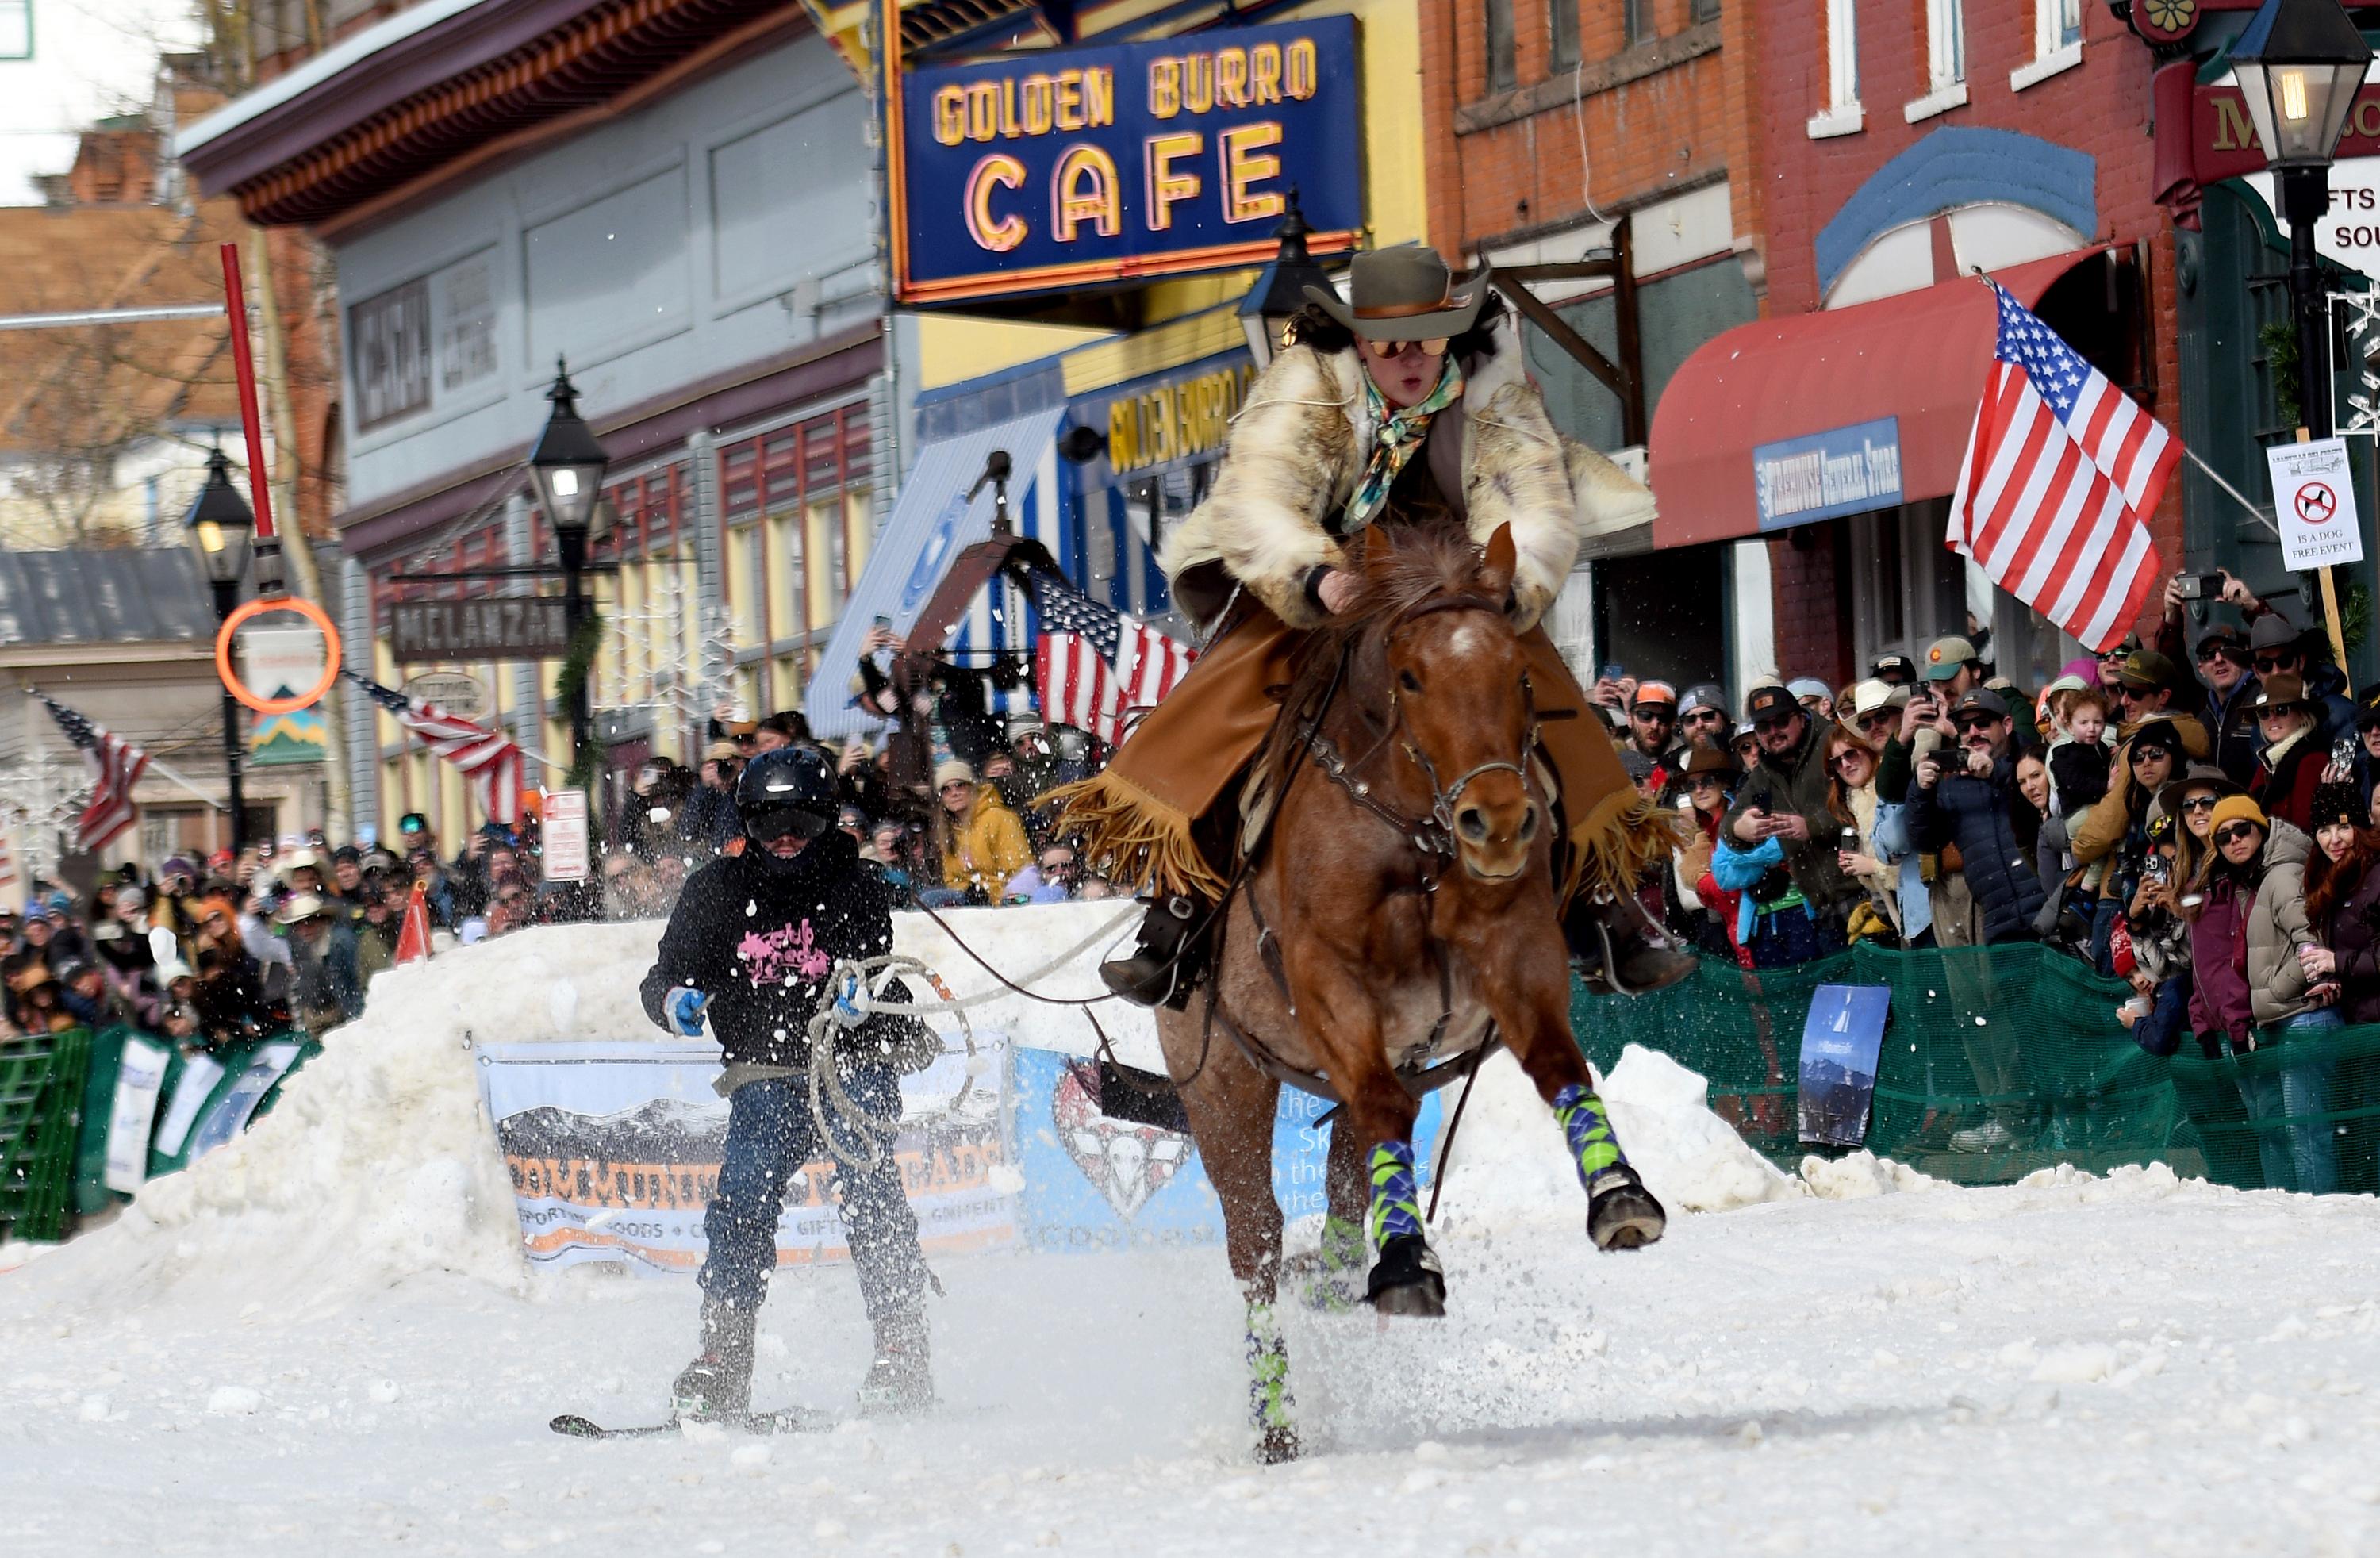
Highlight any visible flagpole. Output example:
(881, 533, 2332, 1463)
(2181, 445, 2282, 539)
(140, 758, 231, 813)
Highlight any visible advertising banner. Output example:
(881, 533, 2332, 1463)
(1005, 1044, 1442, 1253)
(1752, 416, 1904, 531)
(102, 1035, 171, 1194)
(478, 1038, 1015, 1275)
(892, 16, 1362, 305)
(542, 792, 590, 884)
(1798, 985, 1891, 1147)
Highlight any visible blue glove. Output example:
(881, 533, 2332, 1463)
(665, 986, 710, 1036)
(831, 967, 869, 1030)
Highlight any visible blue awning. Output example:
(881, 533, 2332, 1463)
(804, 405, 1069, 740)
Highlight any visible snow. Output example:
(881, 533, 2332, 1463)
(7, 904, 2380, 1553)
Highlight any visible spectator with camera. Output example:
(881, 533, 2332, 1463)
(1722, 685, 1864, 963)
(1906, 689, 2047, 945)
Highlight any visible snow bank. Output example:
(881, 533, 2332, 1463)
(1434, 1042, 1800, 1223)
(1800, 1149, 1939, 1199)
(8, 904, 1141, 1312)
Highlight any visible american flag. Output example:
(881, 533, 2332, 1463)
(1949, 281, 2176, 654)
(1025, 570, 1195, 746)
(36, 692, 148, 852)
(345, 672, 524, 827)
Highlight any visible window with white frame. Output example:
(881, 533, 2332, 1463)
(2012, 0, 2082, 90)
(1925, 0, 1966, 93)
(1806, 0, 1861, 137)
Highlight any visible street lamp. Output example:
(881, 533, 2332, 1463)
(527, 357, 609, 768)
(185, 446, 255, 857)
(1237, 190, 1337, 370)
(2232, 0, 2374, 437)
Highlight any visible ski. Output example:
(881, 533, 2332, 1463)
(550, 1404, 841, 1440)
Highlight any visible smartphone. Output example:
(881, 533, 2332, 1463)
(2171, 573, 2226, 601)
(1839, 826, 1859, 851)
(1599, 662, 1625, 684)
(873, 614, 892, 632)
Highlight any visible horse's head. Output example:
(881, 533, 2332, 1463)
(1355, 526, 1542, 883)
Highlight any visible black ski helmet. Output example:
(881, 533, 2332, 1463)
(734, 746, 838, 842)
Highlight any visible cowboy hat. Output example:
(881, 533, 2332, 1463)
(1304, 246, 1490, 343)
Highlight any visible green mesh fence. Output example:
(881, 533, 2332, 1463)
(1570, 943, 2380, 1192)
(0, 1029, 93, 1242)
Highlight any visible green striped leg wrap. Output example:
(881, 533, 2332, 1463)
(1367, 1140, 1424, 1254)
(1245, 1302, 1292, 1433)
(1553, 1084, 1627, 1192)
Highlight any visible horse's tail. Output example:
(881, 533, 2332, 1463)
(1560, 787, 1687, 906)
(1042, 769, 1233, 902)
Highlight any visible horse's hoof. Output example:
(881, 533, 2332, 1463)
(1587, 1177, 1667, 1251)
(1255, 1424, 1300, 1464)
(1371, 1281, 1448, 1318)
(1365, 1234, 1448, 1316)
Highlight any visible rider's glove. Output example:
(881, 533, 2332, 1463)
(664, 985, 710, 1037)
(830, 967, 869, 1030)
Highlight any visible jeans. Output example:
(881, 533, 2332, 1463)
(916, 888, 971, 909)
(1746, 908, 1847, 969)
(700, 1065, 927, 1319)
(2243, 1009, 2343, 1195)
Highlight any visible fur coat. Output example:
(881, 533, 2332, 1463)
(1158, 321, 1656, 633)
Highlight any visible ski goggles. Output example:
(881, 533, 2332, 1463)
(747, 807, 832, 844)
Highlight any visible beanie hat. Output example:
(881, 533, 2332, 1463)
(2309, 781, 2364, 831)
(933, 758, 977, 792)
(2208, 795, 2268, 837)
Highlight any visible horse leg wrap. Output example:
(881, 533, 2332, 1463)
(1365, 1141, 1424, 1253)
(1245, 1302, 1297, 1462)
(1289, 1215, 1368, 1313)
(1554, 1084, 1667, 1251)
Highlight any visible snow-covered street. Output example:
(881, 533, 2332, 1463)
(12, 1157, 2380, 1553)
(6, 915, 2380, 1556)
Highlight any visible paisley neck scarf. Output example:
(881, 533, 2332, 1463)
(1342, 355, 1464, 535)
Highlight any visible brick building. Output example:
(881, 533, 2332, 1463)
(1639, 0, 2189, 695)
(1420, 0, 1769, 696)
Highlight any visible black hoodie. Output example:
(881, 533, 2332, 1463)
(639, 829, 908, 1069)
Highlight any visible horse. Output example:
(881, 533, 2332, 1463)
(1151, 521, 1668, 1464)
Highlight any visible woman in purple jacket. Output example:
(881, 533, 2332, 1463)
(2299, 781, 2380, 1027)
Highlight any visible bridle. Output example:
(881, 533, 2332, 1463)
(1299, 591, 1551, 885)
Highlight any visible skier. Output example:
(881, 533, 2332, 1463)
(639, 745, 934, 1422)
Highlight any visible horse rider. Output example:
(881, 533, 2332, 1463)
(1055, 244, 1693, 1005)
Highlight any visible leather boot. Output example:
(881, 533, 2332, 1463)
(1568, 892, 1696, 996)
(1099, 895, 1205, 1008)
(856, 1310, 932, 1416)
(670, 1298, 757, 1422)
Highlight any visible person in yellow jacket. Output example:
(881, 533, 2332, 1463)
(935, 758, 1032, 904)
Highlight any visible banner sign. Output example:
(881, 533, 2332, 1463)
(1798, 984, 1890, 1147)
(2267, 437, 2367, 573)
(103, 1036, 171, 1194)
(153, 1052, 225, 1158)
(478, 1038, 1016, 1274)
(1004, 1045, 1442, 1253)
(891, 16, 1364, 305)
(390, 597, 570, 664)
(2190, 83, 2380, 189)
(1753, 416, 1904, 531)
(186, 1042, 305, 1161)
(542, 791, 590, 884)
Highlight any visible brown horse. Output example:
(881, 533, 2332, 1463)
(1152, 522, 1667, 1464)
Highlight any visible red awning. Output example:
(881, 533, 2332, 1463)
(1649, 248, 2113, 549)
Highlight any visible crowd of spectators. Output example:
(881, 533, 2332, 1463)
(1618, 569, 2380, 1168)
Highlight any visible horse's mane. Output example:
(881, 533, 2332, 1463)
(1258, 518, 1499, 780)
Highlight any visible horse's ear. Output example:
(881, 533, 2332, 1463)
(1480, 524, 1518, 601)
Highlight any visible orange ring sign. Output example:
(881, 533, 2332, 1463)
(215, 594, 342, 716)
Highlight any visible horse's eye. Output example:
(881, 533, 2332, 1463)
(1399, 670, 1422, 693)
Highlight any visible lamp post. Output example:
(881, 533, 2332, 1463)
(526, 357, 610, 770)
(2232, 0, 2373, 439)
(186, 447, 255, 857)
(1237, 190, 1338, 370)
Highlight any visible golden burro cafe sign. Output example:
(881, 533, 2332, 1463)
(887, 17, 1362, 305)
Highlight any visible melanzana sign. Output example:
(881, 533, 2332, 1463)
(1752, 416, 1906, 531)
(889, 17, 1363, 305)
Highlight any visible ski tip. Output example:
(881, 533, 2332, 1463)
(550, 1414, 605, 1437)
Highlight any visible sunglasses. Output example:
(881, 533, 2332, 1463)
(1955, 716, 2000, 734)
(1682, 708, 1726, 725)
(1633, 706, 1676, 721)
(2253, 654, 2298, 674)
(1687, 773, 1724, 789)
(2178, 795, 2220, 813)
(2197, 645, 2244, 664)
(1832, 749, 1870, 767)
(2216, 823, 2263, 846)
(2117, 684, 2153, 700)
(2259, 703, 2305, 720)
(1752, 714, 1797, 733)
(1363, 337, 1449, 359)
(1856, 710, 1895, 731)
